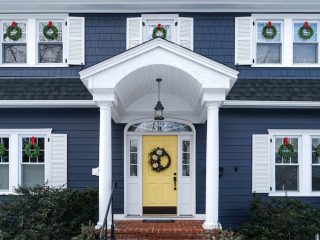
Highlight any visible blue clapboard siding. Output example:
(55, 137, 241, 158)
(0, 13, 320, 78)
(0, 108, 125, 213)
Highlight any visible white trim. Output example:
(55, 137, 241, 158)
(123, 118, 196, 217)
(222, 100, 320, 108)
(0, 100, 96, 108)
(114, 214, 206, 221)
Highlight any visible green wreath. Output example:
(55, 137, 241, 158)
(298, 23, 314, 40)
(278, 143, 295, 160)
(5, 22, 22, 41)
(262, 23, 277, 40)
(43, 21, 59, 41)
(24, 143, 41, 158)
(152, 24, 167, 39)
(0, 143, 6, 157)
(149, 147, 171, 172)
(315, 144, 320, 157)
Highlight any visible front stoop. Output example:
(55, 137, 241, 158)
(112, 220, 211, 240)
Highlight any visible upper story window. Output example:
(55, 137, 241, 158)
(235, 14, 320, 67)
(0, 14, 84, 67)
(126, 15, 193, 50)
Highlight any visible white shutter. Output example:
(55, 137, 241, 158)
(68, 16, 85, 65)
(235, 17, 253, 65)
(178, 17, 193, 50)
(126, 17, 142, 50)
(50, 134, 67, 188)
(252, 134, 270, 193)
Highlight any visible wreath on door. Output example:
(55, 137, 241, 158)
(149, 147, 171, 172)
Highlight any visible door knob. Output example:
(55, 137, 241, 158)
(173, 172, 177, 190)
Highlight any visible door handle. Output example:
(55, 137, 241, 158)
(173, 172, 177, 190)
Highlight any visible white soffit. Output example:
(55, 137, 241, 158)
(0, 0, 319, 13)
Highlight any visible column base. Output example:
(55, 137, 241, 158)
(95, 222, 112, 230)
(202, 221, 221, 230)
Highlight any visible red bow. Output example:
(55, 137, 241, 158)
(157, 24, 161, 30)
(11, 21, 16, 29)
(283, 137, 289, 147)
(31, 136, 35, 145)
(304, 21, 309, 30)
(48, 21, 53, 28)
(267, 21, 272, 28)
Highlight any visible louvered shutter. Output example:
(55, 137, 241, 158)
(252, 134, 270, 193)
(50, 134, 68, 188)
(235, 17, 253, 65)
(68, 17, 85, 65)
(178, 17, 193, 50)
(126, 17, 142, 50)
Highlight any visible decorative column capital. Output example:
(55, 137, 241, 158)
(205, 101, 222, 109)
(96, 101, 113, 110)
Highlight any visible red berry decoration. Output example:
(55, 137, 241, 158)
(11, 21, 16, 29)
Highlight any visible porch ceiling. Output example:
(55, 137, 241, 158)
(79, 38, 239, 123)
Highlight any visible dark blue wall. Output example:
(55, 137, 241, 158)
(1, 13, 320, 79)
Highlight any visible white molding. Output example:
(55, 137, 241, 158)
(0, 100, 96, 108)
(0, 2, 320, 13)
(114, 214, 206, 220)
(222, 100, 320, 108)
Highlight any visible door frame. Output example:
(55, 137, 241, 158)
(124, 118, 196, 217)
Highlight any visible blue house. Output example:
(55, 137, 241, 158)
(0, 0, 320, 231)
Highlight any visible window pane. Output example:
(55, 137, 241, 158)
(182, 141, 190, 152)
(3, 22, 27, 43)
(275, 165, 298, 191)
(128, 121, 192, 132)
(130, 153, 137, 164)
(130, 165, 137, 176)
(293, 43, 317, 63)
(22, 165, 44, 187)
(182, 153, 190, 164)
(39, 44, 63, 63)
(312, 166, 320, 191)
(312, 138, 320, 164)
(0, 165, 9, 190)
(3, 44, 27, 63)
(39, 21, 63, 42)
(257, 43, 281, 63)
(257, 22, 281, 42)
(182, 165, 190, 176)
(130, 140, 137, 152)
(294, 22, 317, 42)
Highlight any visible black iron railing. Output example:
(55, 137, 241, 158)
(99, 182, 117, 240)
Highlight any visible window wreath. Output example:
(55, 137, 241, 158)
(298, 21, 314, 40)
(148, 147, 171, 172)
(43, 21, 59, 41)
(278, 137, 295, 160)
(0, 143, 6, 157)
(262, 21, 277, 40)
(4, 21, 22, 41)
(24, 136, 41, 158)
(315, 144, 320, 157)
(152, 24, 167, 39)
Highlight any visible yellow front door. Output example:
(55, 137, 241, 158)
(142, 135, 178, 214)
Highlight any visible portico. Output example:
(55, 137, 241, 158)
(79, 38, 238, 229)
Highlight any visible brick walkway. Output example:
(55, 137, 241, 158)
(113, 220, 211, 240)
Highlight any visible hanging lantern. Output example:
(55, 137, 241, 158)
(154, 78, 164, 121)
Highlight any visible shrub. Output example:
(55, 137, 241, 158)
(72, 221, 98, 240)
(211, 229, 244, 240)
(0, 186, 98, 240)
(239, 197, 320, 240)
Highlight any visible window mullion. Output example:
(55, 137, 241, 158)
(283, 18, 293, 66)
(27, 18, 36, 65)
(9, 134, 19, 191)
(301, 135, 312, 194)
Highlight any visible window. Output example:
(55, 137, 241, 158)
(182, 140, 191, 176)
(274, 137, 299, 191)
(293, 21, 318, 64)
(38, 21, 63, 63)
(128, 121, 192, 133)
(312, 138, 320, 191)
(21, 137, 45, 187)
(0, 137, 9, 190)
(256, 21, 282, 64)
(129, 139, 138, 176)
(2, 21, 27, 63)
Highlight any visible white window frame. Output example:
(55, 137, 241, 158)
(252, 14, 320, 67)
(0, 129, 52, 195)
(141, 14, 179, 44)
(268, 129, 320, 197)
(0, 14, 68, 67)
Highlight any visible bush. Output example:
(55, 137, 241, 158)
(211, 229, 244, 240)
(239, 197, 320, 240)
(0, 186, 98, 240)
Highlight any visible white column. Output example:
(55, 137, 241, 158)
(97, 103, 113, 227)
(203, 104, 220, 230)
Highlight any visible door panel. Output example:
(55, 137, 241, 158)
(142, 135, 177, 211)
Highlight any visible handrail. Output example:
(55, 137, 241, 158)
(99, 182, 117, 240)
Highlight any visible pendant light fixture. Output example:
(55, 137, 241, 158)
(154, 78, 164, 120)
